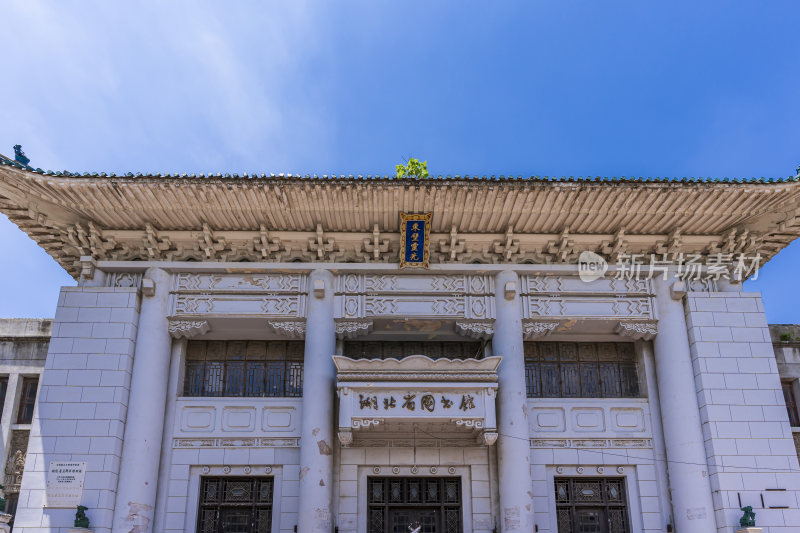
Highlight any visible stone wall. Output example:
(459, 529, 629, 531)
(685, 292, 800, 532)
(14, 287, 140, 533)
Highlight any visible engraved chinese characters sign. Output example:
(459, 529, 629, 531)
(45, 461, 87, 508)
(400, 212, 432, 268)
(355, 390, 483, 417)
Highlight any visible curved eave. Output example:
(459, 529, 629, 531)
(2, 164, 800, 276)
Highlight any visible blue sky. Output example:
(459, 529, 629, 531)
(1, 1, 799, 321)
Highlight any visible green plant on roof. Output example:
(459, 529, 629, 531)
(396, 157, 430, 179)
(780, 333, 793, 341)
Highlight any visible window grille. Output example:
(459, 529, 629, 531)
(184, 341, 303, 398)
(555, 477, 630, 533)
(525, 342, 639, 398)
(367, 477, 462, 533)
(197, 477, 272, 533)
(16, 378, 38, 424)
(783, 382, 800, 427)
(344, 341, 483, 360)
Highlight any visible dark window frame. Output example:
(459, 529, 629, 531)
(367, 477, 462, 533)
(0, 377, 8, 419)
(196, 476, 273, 533)
(782, 381, 800, 427)
(184, 341, 303, 398)
(555, 477, 630, 533)
(16, 377, 38, 424)
(525, 342, 640, 399)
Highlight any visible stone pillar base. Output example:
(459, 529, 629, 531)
(0, 512, 11, 533)
(736, 528, 762, 533)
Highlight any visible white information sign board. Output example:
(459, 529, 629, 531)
(45, 461, 87, 508)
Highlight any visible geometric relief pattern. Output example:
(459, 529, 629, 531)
(530, 438, 652, 449)
(521, 275, 650, 296)
(522, 296, 654, 320)
(172, 294, 305, 317)
(171, 273, 308, 317)
(335, 273, 495, 320)
(173, 437, 300, 448)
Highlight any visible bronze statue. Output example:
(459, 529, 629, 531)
(739, 505, 756, 527)
(75, 505, 90, 528)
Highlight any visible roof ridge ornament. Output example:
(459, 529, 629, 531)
(13, 145, 29, 166)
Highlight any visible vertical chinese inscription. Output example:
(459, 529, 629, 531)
(400, 212, 432, 268)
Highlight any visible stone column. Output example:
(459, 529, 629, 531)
(638, 341, 673, 529)
(652, 277, 717, 532)
(491, 270, 534, 532)
(297, 269, 336, 532)
(153, 337, 187, 532)
(112, 268, 173, 533)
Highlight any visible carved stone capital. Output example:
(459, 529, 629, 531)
(337, 430, 353, 447)
(335, 320, 373, 339)
(455, 321, 494, 340)
(168, 319, 211, 339)
(79, 255, 97, 280)
(615, 320, 657, 341)
(268, 321, 306, 339)
(522, 321, 558, 340)
(480, 432, 498, 446)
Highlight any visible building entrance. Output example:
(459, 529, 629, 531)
(368, 477, 462, 533)
(196, 477, 273, 533)
(554, 477, 630, 533)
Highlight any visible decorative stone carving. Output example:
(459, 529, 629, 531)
(522, 321, 558, 340)
(173, 294, 305, 317)
(338, 430, 353, 446)
(454, 321, 493, 339)
(174, 273, 306, 292)
(529, 438, 653, 449)
(168, 320, 211, 339)
(268, 321, 306, 339)
(361, 224, 392, 262)
(615, 321, 658, 341)
(4, 430, 28, 493)
(334, 355, 502, 383)
(522, 295, 655, 320)
(352, 419, 383, 429)
(335, 355, 500, 447)
(480, 432, 498, 445)
(254, 224, 285, 260)
(307, 224, 338, 261)
(79, 255, 97, 280)
(452, 419, 484, 429)
(106, 271, 142, 288)
(173, 437, 300, 448)
(335, 320, 373, 339)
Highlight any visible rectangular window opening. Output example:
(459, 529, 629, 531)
(184, 341, 303, 398)
(16, 378, 38, 424)
(525, 342, 640, 399)
(782, 381, 800, 427)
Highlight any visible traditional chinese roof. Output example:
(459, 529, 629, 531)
(2, 159, 800, 276)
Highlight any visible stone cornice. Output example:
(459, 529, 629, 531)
(615, 320, 658, 341)
(167, 319, 210, 339)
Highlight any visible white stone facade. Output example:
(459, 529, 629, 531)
(2, 169, 800, 532)
(0, 267, 794, 533)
